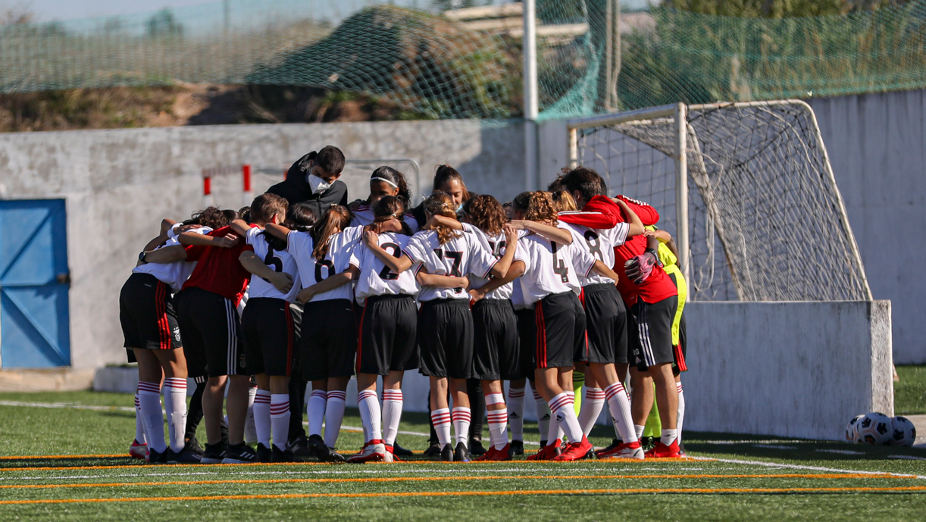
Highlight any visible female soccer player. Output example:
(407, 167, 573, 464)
(348, 166, 419, 232)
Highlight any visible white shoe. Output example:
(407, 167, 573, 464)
(346, 440, 386, 463)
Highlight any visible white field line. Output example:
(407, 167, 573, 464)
(816, 449, 865, 455)
(752, 444, 797, 450)
(687, 456, 926, 480)
(0, 401, 134, 412)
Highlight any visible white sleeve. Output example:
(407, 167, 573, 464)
(607, 222, 630, 247)
(245, 226, 262, 246)
(465, 232, 500, 279)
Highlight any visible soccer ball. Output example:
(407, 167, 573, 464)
(888, 416, 916, 447)
(845, 414, 865, 442)
(857, 412, 893, 445)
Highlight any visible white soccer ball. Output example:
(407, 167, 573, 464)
(857, 412, 893, 445)
(845, 414, 865, 443)
(888, 416, 916, 447)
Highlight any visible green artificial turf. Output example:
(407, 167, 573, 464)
(1, 391, 924, 520)
(894, 365, 926, 415)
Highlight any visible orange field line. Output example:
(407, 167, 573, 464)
(2, 486, 926, 505)
(0, 472, 914, 490)
(0, 455, 124, 460)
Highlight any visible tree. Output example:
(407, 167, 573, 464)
(145, 8, 183, 38)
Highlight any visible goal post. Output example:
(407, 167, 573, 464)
(568, 99, 873, 302)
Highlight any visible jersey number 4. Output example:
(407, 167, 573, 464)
(551, 242, 569, 283)
(378, 242, 402, 280)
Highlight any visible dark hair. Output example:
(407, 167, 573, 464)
(372, 196, 412, 235)
(184, 207, 230, 229)
(237, 206, 251, 223)
(561, 166, 607, 204)
(311, 205, 352, 261)
(285, 151, 317, 181)
(249, 192, 289, 224)
(423, 191, 460, 245)
(433, 164, 470, 203)
(513, 191, 557, 224)
(316, 145, 346, 177)
(547, 175, 566, 193)
(286, 202, 317, 232)
(463, 194, 507, 236)
(370, 166, 411, 206)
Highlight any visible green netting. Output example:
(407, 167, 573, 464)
(0, 0, 923, 119)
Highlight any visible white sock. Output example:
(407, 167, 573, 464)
(661, 428, 678, 447)
(634, 424, 645, 440)
(485, 393, 508, 450)
(604, 382, 637, 443)
(308, 389, 327, 437)
(270, 393, 291, 451)
(578, 387, 605, 437)
(451, 407, 471, 447)
(507, 386, 525, 441)
(382, 389, 404, 446)
(676, 382, 685, 445)
(137, 380, 166, 453)
(253, 389, 271, 447)
(163, 377, 188, 453)
(533, 389, 550, 443)
(358, 390, 382, 442)
(431, 408, 452, 447)
(244, 385, 257, 444)
(549, 392, 583, 443)
(134, 390, 146, 444)
(324, 390, 346, 449)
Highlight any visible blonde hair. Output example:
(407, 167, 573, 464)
(551, 190, 578, 212)
(423, 190, 461, 244)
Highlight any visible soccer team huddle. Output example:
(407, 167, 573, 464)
(120, 145, 689, 465)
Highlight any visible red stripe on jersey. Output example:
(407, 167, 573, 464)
(155, 283, 167, 350)
(535, 302, 547, 369)
(355, 304, 368, 373)
(284, 305, 294, 377)
(674, 342, 687, 372)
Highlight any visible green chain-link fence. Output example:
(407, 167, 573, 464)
(1, 0, 923, 119)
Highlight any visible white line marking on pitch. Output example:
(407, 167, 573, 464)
(687, 456, 926, 480)
(753, 444, 797, 450)
(0, 401, 134, 412)
(816, 449, 864, 455)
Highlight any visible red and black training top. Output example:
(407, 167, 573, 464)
(181, 226, 253, 306)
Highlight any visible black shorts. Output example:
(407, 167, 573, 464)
(674, 314, 687, 376)
(301, 299, 356, 381)
(580, 283, 629, 365)
(534, 292, 581, 370)
(472, 299, 519, 381)
(628, 296, 678, 370)
(515, 308, 536, 378)
(174, 287, 248, 378)
(573, 290, 588, 363)
(418, 298, 474, 379)
(356, 294, 417, 376)
(241, 297, 294, 377)
(119, 273, 182, 351)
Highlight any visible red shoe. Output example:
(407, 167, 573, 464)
(596, 440, 644, 460)
(129, 439, 148, 460)
(347, 440, 386, 463)
(644, 439, 681, 458)
(475, 443, 511, 461)
(527, 439, 562, 461)
(553, 436, 594, 461)
(384, 444, 401, 463)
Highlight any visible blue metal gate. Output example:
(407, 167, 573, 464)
(0, 199, 71, 367)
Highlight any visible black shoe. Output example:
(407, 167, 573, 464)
(423, 442, 442, 458)
(640, 436, 656, 452)
(392, 440, 414, 457)
(184, 436, 205, 457)
(322, 448, 346, 463)
(440, 443, 454, 462)
(168, 446, 203, 464)
(454, 442, 471, 463)
(272, 445, 298, 462)
(222, 443, 257, 464)
(200, 442, 226, 464)
(600, 438, 623, 454)
(509, 440, 524, 457)
(220, 421, 230, 448)
(256, 443, 272, 463)
(468, 438, 486, 457)
(307, 434, 328, 459)
(288, 435, 312, 458)
(146, 447, 168, 464)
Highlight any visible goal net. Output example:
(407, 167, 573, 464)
(568, 100, 872, 302)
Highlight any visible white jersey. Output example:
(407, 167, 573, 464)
(133, 225, 211, 293)
(561, 220, 629, 286)
(350, 232, 419, 305)
(462, 223, 527, 301)
(517, 232, 595, 304)
(404, 227, 499, 302)
(288, 226, 361, 303)
(349, 204, 420, 232)
(245, 226, 300, 302)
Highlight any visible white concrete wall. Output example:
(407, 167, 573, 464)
(0, 120, 524, 369)
(682, 300, 893, 440)
(808, 91, 926, 364)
